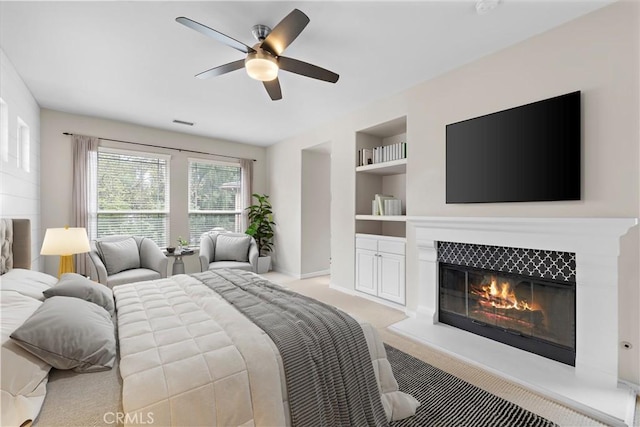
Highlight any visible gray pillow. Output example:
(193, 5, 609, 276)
(10, 296, 116, 373)
(96, 237, 140, 275)
(214, 234, 251, 262)
(43, 273, 115, 316)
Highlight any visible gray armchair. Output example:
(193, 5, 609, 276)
(88, 235, 168, 288)
(199, 231, 258, 273)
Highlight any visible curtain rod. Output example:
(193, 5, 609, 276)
(62, 132, 256, 162)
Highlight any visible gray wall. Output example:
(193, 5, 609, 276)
(0, 48, 41, 269)
(39, 109, 268, 276)
(267, 2, 640, 382)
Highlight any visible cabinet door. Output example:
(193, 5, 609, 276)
(378, 252, 405, 304)
(355, 249, 378, 296)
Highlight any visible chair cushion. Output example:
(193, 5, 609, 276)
(96, 237, 140, 275)
(208, 261, 253, 271)
(10, 296, 116, 373)
(107, 268, 161, 287)
(214, 234, 251, 262)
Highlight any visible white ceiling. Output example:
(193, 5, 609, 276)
(0, 1, 611, 146)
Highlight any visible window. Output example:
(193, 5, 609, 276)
(189, 159, 242, 244)
(17, 117, 29, 171)
(0, 98, 8, 162)
(97, 148, 170, 246)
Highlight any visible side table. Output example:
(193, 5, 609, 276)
(165, 249, 195, 275)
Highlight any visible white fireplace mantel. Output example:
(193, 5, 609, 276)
(393, 216, 638, 426)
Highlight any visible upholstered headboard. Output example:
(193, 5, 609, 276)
(0, 219, 31, 273)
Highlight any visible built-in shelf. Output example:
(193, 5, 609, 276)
(355, 117, 408, 304)
(355, 116, 407, 239)
(355, 215, 407, 222)
(356, 158, 406, 175)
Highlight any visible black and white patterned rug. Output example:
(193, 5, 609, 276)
(385, 344, 558, 427)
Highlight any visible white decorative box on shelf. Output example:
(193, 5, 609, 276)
(356, 158, 406, 175)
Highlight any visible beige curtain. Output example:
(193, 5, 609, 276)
(240, 158, 253, 231)
(72, 135, 99, 276)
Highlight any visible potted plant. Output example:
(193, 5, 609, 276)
(245, 193, 275, 273)
(177, 236, 189, 252)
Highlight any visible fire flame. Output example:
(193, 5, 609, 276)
(479, 279, 533, 311)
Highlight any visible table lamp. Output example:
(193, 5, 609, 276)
(40, 226, 91, 277)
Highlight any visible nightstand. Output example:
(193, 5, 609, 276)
(165, 249, 195, 275)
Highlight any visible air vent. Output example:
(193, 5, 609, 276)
(173, 119, 194, 126)
(476, 0, 500, 15)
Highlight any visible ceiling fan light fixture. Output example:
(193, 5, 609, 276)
(245, 51, 279, 82)
(177, 10, 338, 100)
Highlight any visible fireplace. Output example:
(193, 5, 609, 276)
(437, 241, 577, 365)
(391, 217, 637, 426)
(439, 263, 576, 365)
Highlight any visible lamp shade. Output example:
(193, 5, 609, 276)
(40, 227, 90, 256)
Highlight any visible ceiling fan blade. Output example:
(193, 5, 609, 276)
(261, 9, 309, 56)
(176, 17, 255, 54)
(195, 60, 246, 79)
(278, 56, 339, 83)
(263, 78, 283, 101)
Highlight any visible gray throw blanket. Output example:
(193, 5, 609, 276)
(193, 269, 389, 427)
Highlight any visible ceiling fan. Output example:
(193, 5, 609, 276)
(176, 9, 339, 101)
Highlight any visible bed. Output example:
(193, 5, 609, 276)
(1, 219, 419, 426)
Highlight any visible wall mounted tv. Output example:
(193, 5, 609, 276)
(446, 91, 581, 204)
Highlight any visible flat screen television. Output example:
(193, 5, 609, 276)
(446, 91, 581, 203)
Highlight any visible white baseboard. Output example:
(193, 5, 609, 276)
(328, 281, 357, 295)
(269, 267, 300, 279)
(266, 268, 339, 282)
(300, 269, 330, 279)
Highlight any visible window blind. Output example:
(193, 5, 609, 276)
(97, 149, 169, 246)
(189, 159, 242, 243)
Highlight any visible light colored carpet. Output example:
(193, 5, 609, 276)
(34, 358, 123, 426)
(264, 272, 640, 427)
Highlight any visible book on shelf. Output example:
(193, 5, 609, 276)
(372, 142, 407, 164)
(357, 148, 374, 166)
(362, 148, 373, 165)
(372, 194, 402, 216)
(359, 142, 407, 167)
(384, 199, 402, 216)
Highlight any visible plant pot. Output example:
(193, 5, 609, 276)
(257, 256, 271, 274)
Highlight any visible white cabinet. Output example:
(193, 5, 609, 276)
(355, 234, 405, 305)
(355, 248, 378, 296)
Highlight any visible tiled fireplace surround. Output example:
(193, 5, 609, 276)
(390, 217, 637, 426)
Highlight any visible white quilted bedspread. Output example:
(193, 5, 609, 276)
(114, 274, 418, 427)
